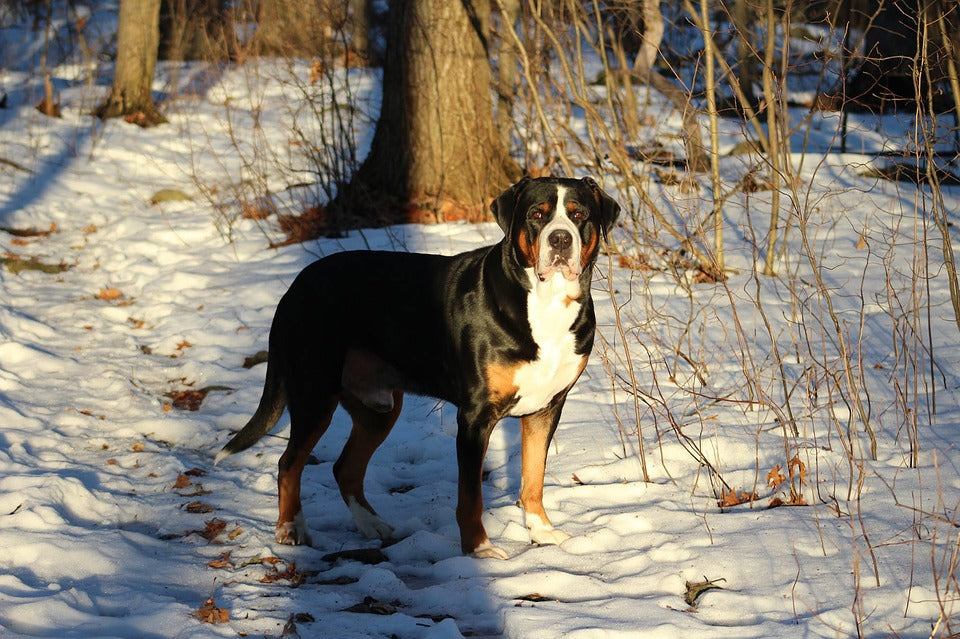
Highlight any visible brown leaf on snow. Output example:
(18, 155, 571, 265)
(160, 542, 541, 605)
(0, 223, 58, 237)
(260, 561, 307, 587)
(718, 488, 759, 508)
(788, 455, 807, 485)
(166, 389, 208, 411)
(184, 501, 216, 514)
(207, 552, 233, 569)
(192, 596, 229, 624)
(95, 287, 123, 301)
(189, 518, 228, 543)
(766, 465, 786, 490)
(173, 473, 192, 489)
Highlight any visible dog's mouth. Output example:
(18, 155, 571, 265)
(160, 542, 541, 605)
(537, 254, 581, 282)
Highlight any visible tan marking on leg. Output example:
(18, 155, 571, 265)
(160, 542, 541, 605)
(519, 411, 552, 522)
(276, 396, 339, 543)
(486, 362, 520, 407)
(335, 390, 403, 515)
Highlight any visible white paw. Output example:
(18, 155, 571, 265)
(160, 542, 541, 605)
(275, 512, 312, 546)
(526, 513, 570, 546)
(347, 497, 395, 540)
(472, 540, 510, 560)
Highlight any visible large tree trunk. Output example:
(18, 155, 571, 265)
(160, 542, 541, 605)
(97, 0, 165, 125)
(254, 0, 330, 57)
(333, 0, 520, 228)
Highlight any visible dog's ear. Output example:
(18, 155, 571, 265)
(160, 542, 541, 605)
(490, 176, 531, 233)
(582, 176, 620, 240)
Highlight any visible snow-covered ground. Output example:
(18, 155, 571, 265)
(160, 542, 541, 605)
(2, 11, 960, 639)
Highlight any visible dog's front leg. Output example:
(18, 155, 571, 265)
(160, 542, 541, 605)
(455, 412, 508, 559)
(520, 400, 570, 546)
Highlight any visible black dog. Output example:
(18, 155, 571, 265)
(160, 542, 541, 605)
(216, 176, 619, 558)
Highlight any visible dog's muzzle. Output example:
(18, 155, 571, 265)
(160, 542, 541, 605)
(537, 228, 581, 281)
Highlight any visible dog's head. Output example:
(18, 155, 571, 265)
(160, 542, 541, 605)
(492, 176, 620, 286)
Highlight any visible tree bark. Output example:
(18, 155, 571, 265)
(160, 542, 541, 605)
(254, 0, 329, 58)
(350, 0, 375, 62)
(634, 0, 664, 74)
(495, 0, 520, 154)
(333, 0, 520, 228)
(97, 0, 165, 125)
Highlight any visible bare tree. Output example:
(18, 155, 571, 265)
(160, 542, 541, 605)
(331, 0, 520, 228)
(97, 0, 165, 125)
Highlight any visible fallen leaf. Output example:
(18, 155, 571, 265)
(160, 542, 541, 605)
(684, 577, 725, 607)
(260, 561, 307, 587)
(207, 552, 233, 569)
(516, 593, 554, 602)
(192, 596, 229, 624)
(173, 473, 192, 489)
(0, 255, 70, 275)
(95, 288, 123, 301)
(166, 390, 207, 411)
(184, 501, 216, 514)
(187, 518, 228, 543)
(718, 488, 759, 508)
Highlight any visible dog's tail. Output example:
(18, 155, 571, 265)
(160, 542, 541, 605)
(214, 355, 286, 465)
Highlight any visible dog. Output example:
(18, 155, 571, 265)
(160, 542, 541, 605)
(215, 176, 620, 559)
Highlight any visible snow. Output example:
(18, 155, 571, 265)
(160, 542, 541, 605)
(2, 14, 960, 639)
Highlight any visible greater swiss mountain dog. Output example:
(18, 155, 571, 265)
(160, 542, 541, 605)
(215, 176, 620, 559)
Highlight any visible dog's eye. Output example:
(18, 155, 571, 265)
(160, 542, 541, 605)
(527, 207, 544, 220)
(570, 209, 588, 221)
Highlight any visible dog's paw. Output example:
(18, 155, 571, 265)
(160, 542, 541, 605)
(275, 512, 312, 546)
(347, 497, 395, 540)
(526, 513, 570, 546)
(471, 540, 510, 560)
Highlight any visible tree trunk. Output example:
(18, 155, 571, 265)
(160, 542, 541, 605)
(350, 0, 375, 62)
(254, 0, 329, 58)
(634, 0, 663, 74)
(495, 0, 520, 154)
(97, 0, 165, 125)
(731, 0, 757, 111)
(333, 0, 520, 228)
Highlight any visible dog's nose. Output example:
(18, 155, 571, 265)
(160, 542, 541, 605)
(548, 229, 572, 251)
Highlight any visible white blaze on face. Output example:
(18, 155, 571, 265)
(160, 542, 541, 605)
(536, 186, 582, 282)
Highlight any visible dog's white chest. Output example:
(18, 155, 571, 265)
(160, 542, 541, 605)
(508, 271, 586, 417)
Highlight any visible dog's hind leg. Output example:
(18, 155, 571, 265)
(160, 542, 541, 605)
(334, 390, 403, 540)
(276, 388, 339, 546)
